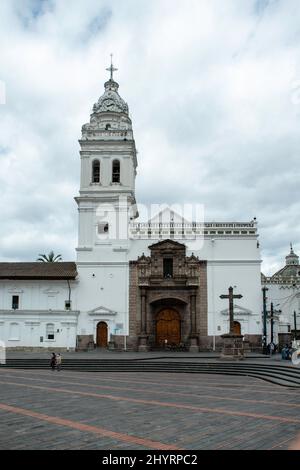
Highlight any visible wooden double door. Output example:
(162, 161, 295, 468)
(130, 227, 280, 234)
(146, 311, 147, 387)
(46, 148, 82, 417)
(156, 308, 181, 347)
(96, 321, 108, 348)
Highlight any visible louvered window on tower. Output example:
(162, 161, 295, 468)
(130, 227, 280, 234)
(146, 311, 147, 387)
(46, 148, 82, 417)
(112, 160, 120, 183)
(92, 160, 100, 183)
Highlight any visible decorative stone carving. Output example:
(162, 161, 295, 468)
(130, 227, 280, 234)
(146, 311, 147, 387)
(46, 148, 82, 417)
(93, 80, 129, 115)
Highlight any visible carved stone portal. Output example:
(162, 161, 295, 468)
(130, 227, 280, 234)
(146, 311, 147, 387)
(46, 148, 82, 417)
(128, 239, 208, 352)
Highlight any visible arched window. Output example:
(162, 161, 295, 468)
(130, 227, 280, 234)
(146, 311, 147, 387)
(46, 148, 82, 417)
(92, 160, 100, 183)
(46, 323, 55, 340)
(105, 124, 111, 130)
(112, 160, 120, 183)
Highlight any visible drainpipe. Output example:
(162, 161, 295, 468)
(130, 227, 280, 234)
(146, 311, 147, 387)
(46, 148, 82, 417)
(67, 280, 71, 303)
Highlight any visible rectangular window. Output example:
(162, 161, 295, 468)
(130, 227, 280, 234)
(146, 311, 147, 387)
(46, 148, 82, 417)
(46, 324, 55, 340)
(12, 295, 19, 310)
(163, 258, 173, 278)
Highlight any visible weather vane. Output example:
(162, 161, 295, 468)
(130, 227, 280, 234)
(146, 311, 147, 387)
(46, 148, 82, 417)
(106, 53, 118, 81)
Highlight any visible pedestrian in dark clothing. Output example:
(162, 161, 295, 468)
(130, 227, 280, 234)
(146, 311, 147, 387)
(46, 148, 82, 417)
(281, 345, 288, 360)
(50, 353, 56, 371)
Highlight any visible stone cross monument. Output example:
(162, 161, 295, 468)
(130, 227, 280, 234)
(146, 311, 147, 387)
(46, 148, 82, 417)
(219, 286, 245, 360)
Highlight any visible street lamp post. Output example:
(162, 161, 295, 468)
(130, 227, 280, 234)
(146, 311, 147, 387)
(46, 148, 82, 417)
(262, 287, 268, 354)
(270, 302, 274, 344)
(293, 311, 300, 342)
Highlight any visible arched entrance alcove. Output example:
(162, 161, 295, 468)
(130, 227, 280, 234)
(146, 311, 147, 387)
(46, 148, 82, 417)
(156, 308, 181, 347)
(233, 321, 241, 335)
(149, 297, 188, 349)
(96, 321, 108, 348)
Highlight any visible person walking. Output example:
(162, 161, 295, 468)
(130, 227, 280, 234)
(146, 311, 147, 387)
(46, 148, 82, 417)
(56, 353, 62, 371)
(50, 352, 56, 371)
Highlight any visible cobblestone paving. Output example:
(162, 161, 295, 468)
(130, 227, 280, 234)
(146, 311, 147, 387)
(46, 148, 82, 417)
(0, 368, 300, 450)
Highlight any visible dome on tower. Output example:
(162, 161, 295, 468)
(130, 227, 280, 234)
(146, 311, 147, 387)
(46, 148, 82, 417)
(268, 243, 300, 283)
(92, 57, 128, 115)
(93, 79, 129, 114)
(285, 243, 299, 266)
(81, 57, 133, 140)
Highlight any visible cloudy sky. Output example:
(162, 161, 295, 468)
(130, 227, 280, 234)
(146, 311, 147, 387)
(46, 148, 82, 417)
(0, 0, 299, 274)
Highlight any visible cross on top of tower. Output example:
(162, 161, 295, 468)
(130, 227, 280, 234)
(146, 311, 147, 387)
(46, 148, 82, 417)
(106, 54, 118, 81)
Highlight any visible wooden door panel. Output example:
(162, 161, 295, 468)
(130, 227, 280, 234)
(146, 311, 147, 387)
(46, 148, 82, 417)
(97, 322, 108, 347)
(233, 321, 241, 335)
(156, 309, 181, 346)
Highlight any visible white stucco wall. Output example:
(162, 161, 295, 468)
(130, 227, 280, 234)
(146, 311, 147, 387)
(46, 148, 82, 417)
(0, 280, 79, 349)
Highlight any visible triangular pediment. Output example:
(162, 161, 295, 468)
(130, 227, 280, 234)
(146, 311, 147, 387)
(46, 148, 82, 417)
(148, 207, 192, 225)
(88, 305, 117, 316)
(220, 304, 252, 316)
(148, 239, 186, 251)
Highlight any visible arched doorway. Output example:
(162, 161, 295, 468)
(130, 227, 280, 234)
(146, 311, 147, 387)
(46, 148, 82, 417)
(233, 321, 241, 335)
(156, 309, 181, 347)
(96, 321, 108, 348)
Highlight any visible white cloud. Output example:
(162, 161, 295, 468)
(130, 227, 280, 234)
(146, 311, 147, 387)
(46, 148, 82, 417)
(0, 0, 299, 274)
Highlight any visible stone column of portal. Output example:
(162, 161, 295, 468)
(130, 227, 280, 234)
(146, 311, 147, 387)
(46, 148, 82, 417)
(138, 288, 149, 352)
(189, 291, 199, 352)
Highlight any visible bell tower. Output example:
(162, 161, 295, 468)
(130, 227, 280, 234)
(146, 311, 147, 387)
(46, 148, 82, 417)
(75, 57, 138, 261)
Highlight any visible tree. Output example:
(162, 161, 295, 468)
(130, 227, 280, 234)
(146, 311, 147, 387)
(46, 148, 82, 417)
(37, 251, 62, 262)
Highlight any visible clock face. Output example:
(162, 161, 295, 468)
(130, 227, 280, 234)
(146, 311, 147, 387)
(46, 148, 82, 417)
(103, 99, 116, 111)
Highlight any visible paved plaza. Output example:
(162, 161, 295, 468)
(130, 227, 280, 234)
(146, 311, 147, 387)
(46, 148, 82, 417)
(0, 366, 300, 450)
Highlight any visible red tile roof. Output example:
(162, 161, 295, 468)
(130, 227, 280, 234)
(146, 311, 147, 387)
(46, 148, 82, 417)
(0, 262, 77, 280)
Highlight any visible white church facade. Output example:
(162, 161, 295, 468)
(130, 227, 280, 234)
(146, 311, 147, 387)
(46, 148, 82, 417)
(0, 65, 263, 352)
(261, 245, 300, 349)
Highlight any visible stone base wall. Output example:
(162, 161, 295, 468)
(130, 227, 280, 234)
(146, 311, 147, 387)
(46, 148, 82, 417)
(109, 333, 263, 352)
(76, 334, 94, 351)
(278, 333, 292, 350)
(5, 347, 76, 352)
(200, 334, 262, 352)
(111, 335, 139, 351)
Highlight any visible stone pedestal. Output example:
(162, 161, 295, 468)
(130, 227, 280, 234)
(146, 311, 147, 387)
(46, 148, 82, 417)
(138, 335, 149, 352)
(220, 333, 245, 360)
(76, 334, 94, 351)
(189, 336, 199, 353)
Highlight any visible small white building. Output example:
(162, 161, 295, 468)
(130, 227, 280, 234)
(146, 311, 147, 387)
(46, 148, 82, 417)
(0, 64, 263, 351)
(0, 263, 78, 350)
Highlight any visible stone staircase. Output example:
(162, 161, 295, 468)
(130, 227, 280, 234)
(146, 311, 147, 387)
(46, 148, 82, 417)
(1, 358, 300, 388)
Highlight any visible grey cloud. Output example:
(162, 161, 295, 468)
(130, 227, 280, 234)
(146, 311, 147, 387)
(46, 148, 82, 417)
(0, 0, 299, 276)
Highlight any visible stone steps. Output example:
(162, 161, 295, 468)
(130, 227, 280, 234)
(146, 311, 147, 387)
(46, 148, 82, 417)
(1, 359, 300, 388)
